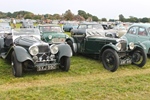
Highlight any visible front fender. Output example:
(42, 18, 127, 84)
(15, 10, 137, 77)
(66, 37, 77, 53)
(57, 43, 72, 61)
(99, 43, 118, 56)
(134, 42, 147, 53)
(101, 43, 118, 52)
(13, 46, 33, 62)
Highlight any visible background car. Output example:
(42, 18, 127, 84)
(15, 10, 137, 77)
(0, 28, 72, 77)
(0, 22, 12, 37)
(106, 24, 128, 38)
(66, 28, 147, 72)
(37, 24, 69, 44)
(20, 19, 35, 28)
(70, 22, 112, 37)
(63, 22, 78, 32)
(121, 23, 150, 55)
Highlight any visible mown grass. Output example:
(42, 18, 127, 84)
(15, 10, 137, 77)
(0, 55, 150, 100)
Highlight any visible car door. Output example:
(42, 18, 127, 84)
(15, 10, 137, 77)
(135, 27, 149, 43)
(125, 26, 138, 43)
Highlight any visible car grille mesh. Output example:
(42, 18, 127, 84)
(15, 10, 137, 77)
(38, 45, 49, 53)
(121, 42, 127, 51)
(52, 38, 65, 43)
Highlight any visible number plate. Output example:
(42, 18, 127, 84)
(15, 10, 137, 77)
(37, 65, 57, 71)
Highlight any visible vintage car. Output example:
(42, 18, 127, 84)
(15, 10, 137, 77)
(121, 23, 150, 55)
(0, 22, 12, 37)
(0, 28, 72, 77)
(107, 24, 128, 38)
(37, 24, 69, 44)
(20, 19, 34, 28)
(70, 22, 115, 38)
(66, 28, 147, 72)
(63, 22, 78, 32)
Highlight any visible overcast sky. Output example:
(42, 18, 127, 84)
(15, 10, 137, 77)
(1, 0, 150, 19)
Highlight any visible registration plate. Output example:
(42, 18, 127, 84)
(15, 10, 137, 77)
(37, 65, 57, 71)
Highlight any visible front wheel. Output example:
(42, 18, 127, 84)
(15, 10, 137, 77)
(59, 56, 70, 71)
(11, 51, 23, 77)
(102, 49, 119, 72)
(132, 48, 147, 67)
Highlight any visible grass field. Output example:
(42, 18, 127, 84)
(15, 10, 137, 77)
(0, 54, 150, 99)
(1, 24, 150, 100)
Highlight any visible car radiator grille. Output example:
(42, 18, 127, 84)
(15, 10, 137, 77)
(52, 38, 65, 43)
(38, 45, 49, 53)
(120, 42, 127, 51)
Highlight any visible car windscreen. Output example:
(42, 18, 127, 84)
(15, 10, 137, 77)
(91, 24, 104, 29)
(13, 28, 40, 36)
(39, 26, 62, 33)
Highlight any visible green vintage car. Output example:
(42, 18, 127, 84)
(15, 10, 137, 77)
(121, 23, 150, 55)
(66, 29, 147, 72)
(37, 24, 69, 44)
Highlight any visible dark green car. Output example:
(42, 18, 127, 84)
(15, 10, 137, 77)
(66, 29, 147, 72)
(37, 24, 69, 44)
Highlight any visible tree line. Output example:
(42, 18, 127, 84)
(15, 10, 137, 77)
(0, 10, 150, 23)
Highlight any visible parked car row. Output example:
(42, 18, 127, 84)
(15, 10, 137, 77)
(0, 22, 149, 77)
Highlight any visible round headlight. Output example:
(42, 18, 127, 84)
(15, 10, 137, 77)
(48, 35, 52, 39)
(116, 42, 121, 50)
(129, 42, 134, 50)
(29, 45, 39, 56)
(50, 44, 58, 54)
(116, 32, 119, 37)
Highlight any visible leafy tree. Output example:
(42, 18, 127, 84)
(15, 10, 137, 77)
(140, 17, 149, 23)
(101, 18, 107, 22)
(92, 16, 99, 21)
(119, 14, 125, 22)
(74, 15, 85, 21)
(64, 10, 74, 20)
(78, 10, 88, 19)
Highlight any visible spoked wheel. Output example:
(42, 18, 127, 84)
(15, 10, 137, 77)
(132, 48, 147, 67)
(11, 51, 23, 77)
(102, 49, 119, 72)
(59, 56, 70, 71)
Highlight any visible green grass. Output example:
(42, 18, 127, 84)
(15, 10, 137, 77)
(0, 55, 150, 100)
(2, 24, 150, 99)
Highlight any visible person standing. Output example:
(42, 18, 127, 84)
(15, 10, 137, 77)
(12, 18, 16, 28)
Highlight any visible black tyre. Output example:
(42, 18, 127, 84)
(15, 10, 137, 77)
(132, 48, 147, 67)
(67, 40, 76, 56)
(11, 51, 23, 77)
(59, 56, 70, 71)
(102, 49, 119, 72)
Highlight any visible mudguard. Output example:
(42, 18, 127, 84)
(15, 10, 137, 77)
(57, 43, 72, 61)
(66, 37, 78, 53)
(134, 42, 147, 53)
(13, 46, 33, 62)
(100, 43, 118, 53)
(66, 37, 75, 43)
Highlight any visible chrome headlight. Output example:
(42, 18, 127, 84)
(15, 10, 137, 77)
(50, 44, 58, 54)
(129, 42, 134, 50)
(116, 32, 119, 37)
(29, 45, 39, 56)
(48, 35, 52, 39)
(116, 42, 121, 50)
